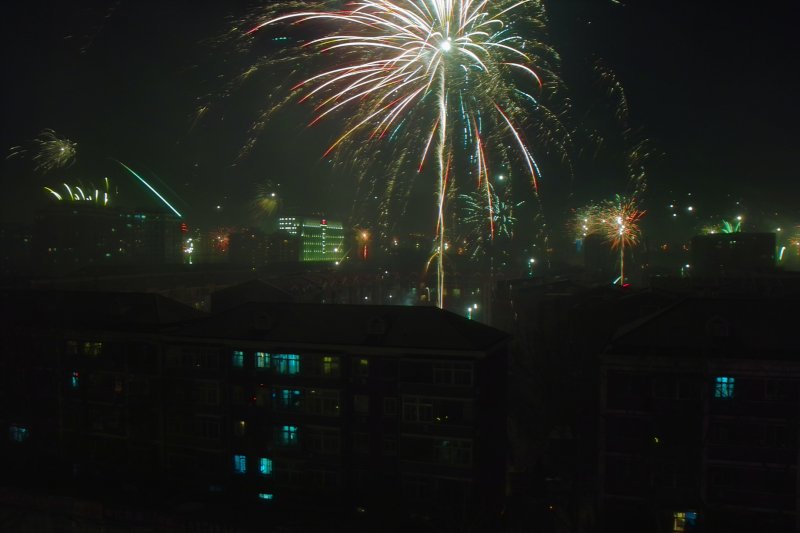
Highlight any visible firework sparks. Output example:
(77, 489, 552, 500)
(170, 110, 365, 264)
(573, 194, 644, 284)
(598, 194, 645, 285)
(227, 0, 569, 306)
(459, 181, 522, 261)
(44, 177, 113, 206)
(7, 129, 77, 173)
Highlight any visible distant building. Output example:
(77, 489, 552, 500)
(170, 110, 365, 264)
(600, 296, 799, 532)
(277, 216, 344, 262)
(229, 230, 267, 269)
(32, 204, 181, 273)
(691, 232, 776, 278)
(0, 290, 508, 532)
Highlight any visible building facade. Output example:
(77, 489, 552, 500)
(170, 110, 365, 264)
(599, 296, 799, 532)
(1, 291, 507, 532)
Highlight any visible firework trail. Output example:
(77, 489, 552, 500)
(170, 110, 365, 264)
(210, 0, 571, 307)
(7, 129, 78, 173)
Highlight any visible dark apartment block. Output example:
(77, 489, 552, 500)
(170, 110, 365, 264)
(599, 296, 799, 533)
(0, 290, 507, 532)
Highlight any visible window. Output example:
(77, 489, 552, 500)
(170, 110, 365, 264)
(232, 350, 244, 368)
(9, 425, 29, 443)
(714, 377, 735, 398)
(383, 436, 397, 455)
(278, 425, 298, 446)
(70, 371, 80, 390)
(199, 417, 220, 440)
(433, 362, 473, 386)
(273, 354, 300, 375)
(354, 394, 370, 414)
(403, 397, 433, 422)
(306, 389, 340, 416)
(259, 457, 273, 475)
(258, 493, 274, 500)
(233, 454, 247, 474)
(672, 511, 697, 532)
(83, 342, 103, 357)
(353, 432, 370, 453)
(275, 389, 302, 411)
(306, 427, 341, 454)
(435, 439, 472, 466)
(383, 397, 398, 416)
(255, 351, 269, 369)
(354, 358, 369, 378)
(235, 420, 246, 437)
(322, 356, 340, 377)
(65, 340, 78, 355)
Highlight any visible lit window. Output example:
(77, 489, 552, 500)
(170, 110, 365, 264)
(259, 457, 273, 475)
(9, 425, 29, 443)
(672, 511, 697, 532)
(83, 342, 103, 357)
(279, 425, 298, 446)
(70, 371, 80, 390)
(258, 493, 274, 500)
(273, 354, 300, 375)
(255, 351, 270, 369)
(354, 358, 369, 377)
(232, 350, 244, 368)
(714, 377, 735, 398)
(276, 389, 302, 410)
(235, 420, 246, 436)
(233, 454, 247, 474)
(322, 356, 340, 376)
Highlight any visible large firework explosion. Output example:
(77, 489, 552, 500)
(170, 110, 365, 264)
(207, 0, 572, 306)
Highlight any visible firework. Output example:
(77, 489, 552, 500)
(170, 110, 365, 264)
(7, 129, 77, 173)
(116, 161, 183, 218)
(597, 194, 645, 285)
(227, 0, 569, 306)
(251, 180, 281, 219)
(44, 177, 113, 206)
(459, 181, 522, 260)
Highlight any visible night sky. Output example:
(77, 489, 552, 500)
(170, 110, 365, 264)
(2, 0, 798, 242)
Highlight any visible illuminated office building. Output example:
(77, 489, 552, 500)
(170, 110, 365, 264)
(277, 217, 344, 263)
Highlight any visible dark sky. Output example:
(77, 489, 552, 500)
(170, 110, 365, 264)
(2, 0, 798, 240)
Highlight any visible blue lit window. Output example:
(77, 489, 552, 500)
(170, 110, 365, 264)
(714, 377, 735, 399)
(258, 493, 274, 500)
(276, 389, 302, 410)
(232, 350, 244, 368)
(70, 371, 80, 390)
(259, 457, 273, 475)
(273, 354, 300, 375)
(9, 425, 29, 443)
(255, 352, 270, 369)
(233, 454, 247, 474)
(279, 425, 298, 446)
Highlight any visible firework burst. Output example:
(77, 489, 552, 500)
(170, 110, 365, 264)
(215, 0, 570, 306)
(7, 129, 78, 173)
(459, 181, 522, 261)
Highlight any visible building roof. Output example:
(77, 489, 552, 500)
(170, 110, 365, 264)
(171, 302, 508, 354)
(0, 289, 205, 330)
(608, 296, 798, 359)
(210, 279, 294, 312)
